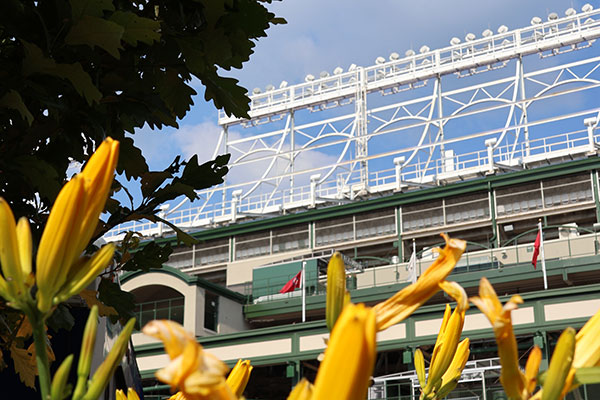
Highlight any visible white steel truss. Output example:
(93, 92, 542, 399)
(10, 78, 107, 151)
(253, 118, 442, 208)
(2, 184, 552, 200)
(106, 7, 600, 240)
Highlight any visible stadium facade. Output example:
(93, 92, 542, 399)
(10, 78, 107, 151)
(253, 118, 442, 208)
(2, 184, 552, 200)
(114, 5, 600, 399)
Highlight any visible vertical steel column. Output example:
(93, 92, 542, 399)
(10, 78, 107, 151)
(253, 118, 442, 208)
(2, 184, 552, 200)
(518, 55, 531, 157)
(436, 75, 445, 172)
(355, 67, 369, 191)
(289, 110, 295, 198)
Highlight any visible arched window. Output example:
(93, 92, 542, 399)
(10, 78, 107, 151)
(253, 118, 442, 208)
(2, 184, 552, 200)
(131, 285, 184, 328)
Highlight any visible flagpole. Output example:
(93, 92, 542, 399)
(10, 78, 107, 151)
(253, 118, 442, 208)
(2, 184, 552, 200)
(412, 238, 417, 279)
(301, 261, 306, 322)
(539, 219, 548, 290)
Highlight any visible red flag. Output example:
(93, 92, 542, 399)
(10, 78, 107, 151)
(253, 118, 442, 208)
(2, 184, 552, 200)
(279, 270, 302, 293)
(532, 229, 541, 269)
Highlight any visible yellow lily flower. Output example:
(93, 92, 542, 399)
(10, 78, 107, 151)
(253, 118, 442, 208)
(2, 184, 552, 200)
(226, 359, 253, 397)
(419, 281, 469, 400)
(436, 338, 471, 399)
(326, 252, 347, 331)
(470, 277, 527, 399)
(116, 388, 141, 400)
(142, 320, 235, 400)
(36, 137, 119, 313)
(0, 138, 118, 312)
(287, 378, 313, 400)
(311, 303, 376, 400)
(0, 199, 34, 306)
(373, 234, 466, 331)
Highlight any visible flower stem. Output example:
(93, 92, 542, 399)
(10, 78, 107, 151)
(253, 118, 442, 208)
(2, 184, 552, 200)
(29, 310, 52, 400)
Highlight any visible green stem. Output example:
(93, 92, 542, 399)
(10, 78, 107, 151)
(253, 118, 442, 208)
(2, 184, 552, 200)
(29, 310, 52, 400)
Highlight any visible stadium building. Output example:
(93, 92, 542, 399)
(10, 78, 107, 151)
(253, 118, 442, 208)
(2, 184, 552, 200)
(113, 5, 600, 399)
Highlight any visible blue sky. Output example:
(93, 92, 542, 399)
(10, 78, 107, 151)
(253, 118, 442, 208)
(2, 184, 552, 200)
(131, 0, 594, 172)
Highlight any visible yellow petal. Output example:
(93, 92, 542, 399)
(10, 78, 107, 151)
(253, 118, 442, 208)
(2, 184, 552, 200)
(142, 320, 197, 359)
(437, 338, 470, 399)
(287, 378, 313, 400)
(542, 327, 575, 400)
(53, 243, 115, 304)
(15, 217, 32, 281)
(326, 252, 346, 331)
(373, 234, 466, 331)
(0, 198, 24, 296)
(414, 348, 426, 388)
(471, 277, 525, 399)
(525, 346, 542, 396)
(115, 389, 127, 400)
(226, 359, 253, 397)
(36, 176, 85, 312)
(312, 303, 376, 400)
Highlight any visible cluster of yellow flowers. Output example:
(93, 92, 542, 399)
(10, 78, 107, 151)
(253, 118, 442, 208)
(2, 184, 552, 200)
(144, 233, 600, 400)
(1, 136, 598, 400)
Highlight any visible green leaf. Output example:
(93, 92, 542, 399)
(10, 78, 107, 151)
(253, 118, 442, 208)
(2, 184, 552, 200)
(65, 15, 124, 59)
(21, 40, 102, 104)
(14, 155, 61, 201)
(157, 70, 197, 119)
(97, 278, 136, 325)
(122, 241, 172, 272)
(70, 0, 115, 21)
(574, 367, 600, 385)
(0, 90, 33, 125)
(47, 304, 75, 332)
(200, 72, 250, 118)
(109, 11, 161, 46)
(117, 137, 149, 180)
(140, 170, 173, 199)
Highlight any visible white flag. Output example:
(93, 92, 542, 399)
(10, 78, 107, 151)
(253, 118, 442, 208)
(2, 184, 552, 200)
(407, 251, 417, 284)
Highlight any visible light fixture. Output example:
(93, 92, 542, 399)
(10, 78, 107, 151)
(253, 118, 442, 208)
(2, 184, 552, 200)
(305, 74, 315, 82)
(419, 45, 430, 54)
(482, 29, 493, 38)
(279, 80, 288, 89)
(333, 67, 343, 75)
(548, 12, 558, 21)
(530, 16, 542, 25)
(450, 37, 461, 45)
(375, 56, 386, 64)
(320, 71, 330, 78)
(252, 87, 261, 95)
(389, 52, 400, 61)
(405, 49, 416, 57)
(565, 8, 576, 16)
(582, 3, 593, 12)
(465, 33, 476, 41)
(348, 63, 357, 72)
(265, 84, 274, 91)
(497, 25, 509, 34)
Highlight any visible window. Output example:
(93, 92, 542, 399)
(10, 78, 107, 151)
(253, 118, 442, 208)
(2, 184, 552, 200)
(132, 285, 185, 329)
(204, 291, 219, 332)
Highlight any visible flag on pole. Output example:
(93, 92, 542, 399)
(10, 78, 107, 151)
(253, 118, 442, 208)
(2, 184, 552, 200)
(279, 270, 302, 293)
(407, 251, 417, 284)
(532, 229, 541, 269)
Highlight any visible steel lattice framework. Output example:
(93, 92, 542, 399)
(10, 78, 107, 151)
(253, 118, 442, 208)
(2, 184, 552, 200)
(106, 7, 600, 240)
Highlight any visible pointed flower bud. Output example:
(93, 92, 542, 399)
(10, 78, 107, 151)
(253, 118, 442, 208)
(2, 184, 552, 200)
(326, 252, 346, 331)
(542, 328, 575, 400)
(51, 354, 74, 400)
(226, 359, 253, 397)
(287, 378, 313, 400)
(73, 305, 99, 400)
(36, 138, 119, 313)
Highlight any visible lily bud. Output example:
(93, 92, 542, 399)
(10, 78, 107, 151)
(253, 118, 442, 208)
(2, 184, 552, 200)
(326, 252, 346, 331)
(51, 354, 74, 400)
(542, 327, 575, 400)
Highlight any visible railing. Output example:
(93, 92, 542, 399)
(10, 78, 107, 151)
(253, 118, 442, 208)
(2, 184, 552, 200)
(134, 298, 184, 329)
(219, 8, 600, 125)
(247, 230, 600, 305)
(104, 127, 600, 241)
